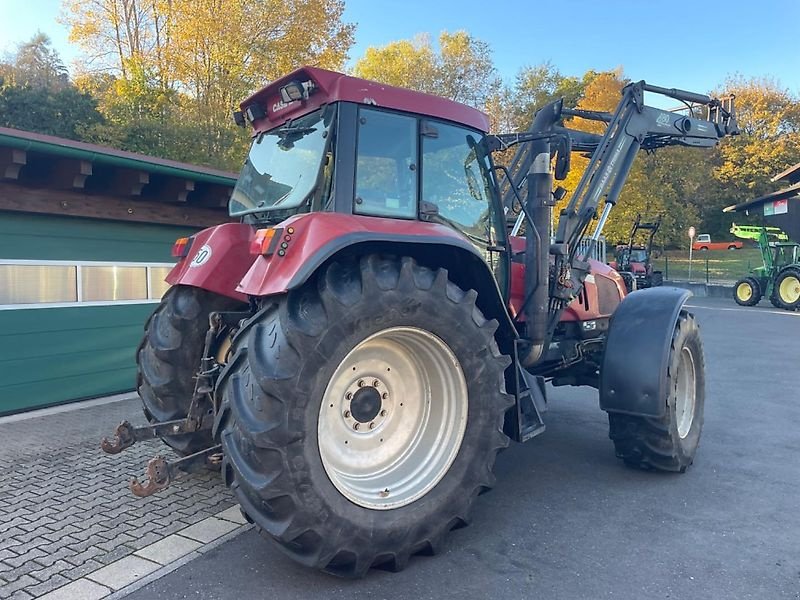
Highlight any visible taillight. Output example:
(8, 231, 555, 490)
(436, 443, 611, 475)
(250, 227, 284, 256)
(172, 237, 192, 258)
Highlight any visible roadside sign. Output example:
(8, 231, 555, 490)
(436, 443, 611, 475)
(688, 226, 696, 239)
(688, 227, 695, 281)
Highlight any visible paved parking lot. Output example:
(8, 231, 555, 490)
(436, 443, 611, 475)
(2, 297, 798, 599)
(126, 297, 800, 599)
(0, 396, 241, 599)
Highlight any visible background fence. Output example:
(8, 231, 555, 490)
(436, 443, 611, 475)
(652, 247, 761, 283)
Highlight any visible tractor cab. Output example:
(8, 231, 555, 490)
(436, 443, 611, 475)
(228, 66, 509, 292)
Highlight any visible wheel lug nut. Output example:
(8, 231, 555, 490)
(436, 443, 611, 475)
(372, 380, 380, 387)
(357, 379, 364, 387)
(380, 409, 387, 417)
(353, 423, 360, 431)
(344, 410, 351, 418)
(381, 393, 388, 400)
(369, 422, 376, 429)
(345, 392, 352, 400)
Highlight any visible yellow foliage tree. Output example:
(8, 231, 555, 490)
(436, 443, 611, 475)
(353, 31, 498, 109)
(60, 0, 354, 168)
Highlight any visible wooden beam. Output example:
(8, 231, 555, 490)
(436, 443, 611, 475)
(52, 159, 93, 189)
(0, 183, 231, 228)
(110, 169, 150, 196)
(1, 148, 26, 180)
(147, 178, 196, 203)
(191, 184, 232, 208)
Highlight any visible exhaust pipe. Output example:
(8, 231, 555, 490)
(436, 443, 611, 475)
(521, 101, 561, 367)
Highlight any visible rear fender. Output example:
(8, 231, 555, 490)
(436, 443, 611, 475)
(238, 212, 518, 353)
(165, 222, 254, 302)
(599, 286, 692, 418)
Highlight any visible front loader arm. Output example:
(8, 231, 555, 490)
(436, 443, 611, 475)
(491, 80, 737, 366)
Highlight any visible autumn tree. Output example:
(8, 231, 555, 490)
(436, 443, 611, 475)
(715, 77, 800, 195)
(60, 0, 354, 169)
(353, 31, 498, 109)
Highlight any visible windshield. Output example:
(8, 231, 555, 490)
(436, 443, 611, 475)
(229, 107, 333, 216)
(629, 249, 648, 262)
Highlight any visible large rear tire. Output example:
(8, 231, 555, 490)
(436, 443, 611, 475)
(774, 268, 800, 311)
(137, 285, 245, 455)
(607, 310, 705, 472)
(733, 276, 761, 306)
(215, 255, 512, 577)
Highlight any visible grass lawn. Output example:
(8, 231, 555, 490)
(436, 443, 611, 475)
(651, 247, 763, 283)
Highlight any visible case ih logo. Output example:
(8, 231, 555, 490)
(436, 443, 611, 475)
(272, 99, 291, 113)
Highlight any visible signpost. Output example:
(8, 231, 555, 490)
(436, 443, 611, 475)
(688, 226, 696, 281)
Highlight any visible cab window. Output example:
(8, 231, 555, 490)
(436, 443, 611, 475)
(421, 121, 501, 247)
(354, 108, 417, 218)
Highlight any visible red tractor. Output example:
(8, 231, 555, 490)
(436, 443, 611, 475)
(610, 214, 664, 291)
(103, 68, 737, 576)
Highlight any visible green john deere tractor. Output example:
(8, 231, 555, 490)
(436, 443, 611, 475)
(733, 227, 800, 310)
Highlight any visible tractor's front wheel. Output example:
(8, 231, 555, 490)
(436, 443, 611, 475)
(774, 268, 800, 310)
(215, 255, 512, 577)
(608, 311, 705, 472)
(733, 276, 761, 306)
(137, 285, 245, 455)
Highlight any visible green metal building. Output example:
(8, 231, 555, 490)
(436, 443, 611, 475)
(0, 127, 235, 414)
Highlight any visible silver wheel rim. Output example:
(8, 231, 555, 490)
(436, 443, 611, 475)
(675, 346, 696, 439)
(318, 326, 468, 510)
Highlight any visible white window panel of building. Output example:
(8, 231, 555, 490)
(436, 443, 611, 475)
(81, 265, 148, 302)
(148, 266, 173, 299)
(0, 265, 78, 304)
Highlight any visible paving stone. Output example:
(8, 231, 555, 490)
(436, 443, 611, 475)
(5, 590, 34, 600)
(0, 575, 37, 599)
(179, 516, 240, 543)
(124, 531, 163, 551)
(95, 533, 136, 552)
(95, 546, 133, 566)
(36, 578, 110, 600)
(3, 548, 48, 569)
(59, 558, 104, 582)
(29, 559, 74, 583)
(133, 534, 203, 565)
(86, 555, 160, 590)
(24, 573, 73, 597)
(216, 505, 248, 524)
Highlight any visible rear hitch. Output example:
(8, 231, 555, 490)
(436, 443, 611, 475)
(130, 444, 223, 497)
(100, 415, 213, 454)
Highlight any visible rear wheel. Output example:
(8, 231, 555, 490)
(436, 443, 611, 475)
(733, 277, 761, 306)
(137, 285, 245, 455)
(774, 268, 800, 310)
(215, 255, 512, 576)
(607, 311, 705, 472)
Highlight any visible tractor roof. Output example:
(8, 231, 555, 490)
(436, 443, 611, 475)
(240, 66, 491, 134)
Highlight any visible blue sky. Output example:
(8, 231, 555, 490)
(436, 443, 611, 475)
(1, 0, 798, 96)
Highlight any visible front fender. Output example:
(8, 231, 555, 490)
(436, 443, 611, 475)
(166, 222, 254, 302)
(599, 286, 692, 417)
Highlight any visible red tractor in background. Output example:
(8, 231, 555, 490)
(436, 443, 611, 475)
(102, 67, 737, 577)
(609, 214, 664, 291)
